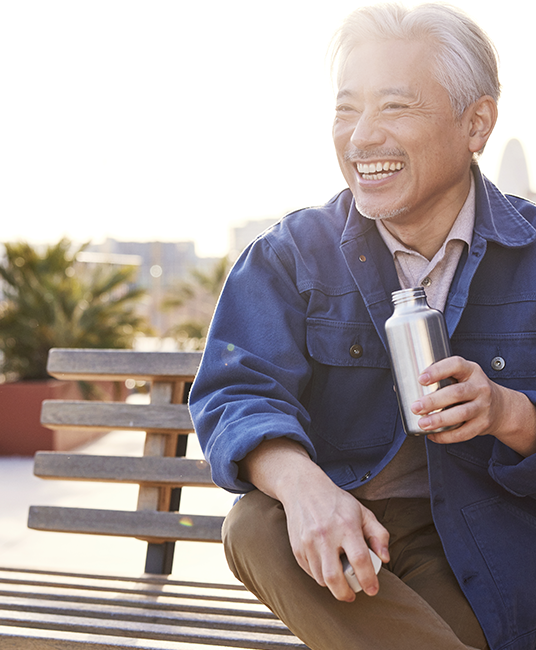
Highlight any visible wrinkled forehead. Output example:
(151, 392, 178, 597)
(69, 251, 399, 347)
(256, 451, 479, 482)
(335, 39, 441, 95)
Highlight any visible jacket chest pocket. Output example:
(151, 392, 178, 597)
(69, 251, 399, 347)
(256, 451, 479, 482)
(304, 319, 398, 453)
(451, 332, 536, 389)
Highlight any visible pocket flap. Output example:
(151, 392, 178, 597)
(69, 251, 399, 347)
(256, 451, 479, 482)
(306, 318, 390, 368)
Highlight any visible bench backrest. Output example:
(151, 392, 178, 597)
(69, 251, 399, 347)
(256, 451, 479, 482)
(28, 348, 221, 574)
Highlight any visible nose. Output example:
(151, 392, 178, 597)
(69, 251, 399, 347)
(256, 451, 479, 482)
(350, 110, 386, 150)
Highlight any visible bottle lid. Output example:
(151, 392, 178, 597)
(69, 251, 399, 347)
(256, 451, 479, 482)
(391, 287, 426, 304)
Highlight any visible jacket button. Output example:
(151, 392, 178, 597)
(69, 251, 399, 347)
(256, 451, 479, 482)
(350, 344, 363, 358)
(360, 471, 371, 482)
(491, 356, 505, 371)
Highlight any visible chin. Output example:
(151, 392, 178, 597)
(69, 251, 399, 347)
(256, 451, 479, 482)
(355, 201, 410, 221)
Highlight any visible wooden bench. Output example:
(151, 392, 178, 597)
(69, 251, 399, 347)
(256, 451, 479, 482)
(0, 348, 307, 650)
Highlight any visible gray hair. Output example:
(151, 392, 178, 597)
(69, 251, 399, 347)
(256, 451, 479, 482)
(331, 3, 500, 118)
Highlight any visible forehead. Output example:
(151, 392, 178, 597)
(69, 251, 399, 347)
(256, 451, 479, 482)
(337, 39, 440, 99)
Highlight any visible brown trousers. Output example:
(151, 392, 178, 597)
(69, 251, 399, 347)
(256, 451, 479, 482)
(223, 490, 489, 650)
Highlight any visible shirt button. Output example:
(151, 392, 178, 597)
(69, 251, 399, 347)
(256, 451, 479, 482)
(421, 276, 432, 287)
(349, 344, 363, 358)
(491, 356, 505, 371)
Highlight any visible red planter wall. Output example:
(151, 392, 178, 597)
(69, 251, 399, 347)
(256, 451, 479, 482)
(0, 380, 125, 456)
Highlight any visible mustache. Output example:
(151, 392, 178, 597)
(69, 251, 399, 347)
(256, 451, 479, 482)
(343, 148, 407, 163)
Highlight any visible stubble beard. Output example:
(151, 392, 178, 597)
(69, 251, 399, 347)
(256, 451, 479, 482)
(344, 147, 410, 222)
(354, 199, 410, 222)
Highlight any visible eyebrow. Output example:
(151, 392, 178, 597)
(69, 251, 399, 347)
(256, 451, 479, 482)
(336, 86, 417, 102)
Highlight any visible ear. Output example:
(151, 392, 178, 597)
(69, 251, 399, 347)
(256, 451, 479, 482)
(467, 95, 498, 154)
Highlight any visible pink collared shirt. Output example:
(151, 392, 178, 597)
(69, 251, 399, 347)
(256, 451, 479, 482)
(354, 176, 475, 500)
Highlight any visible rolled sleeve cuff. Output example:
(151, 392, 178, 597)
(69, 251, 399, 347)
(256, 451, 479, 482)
(207, 414, 317, 494)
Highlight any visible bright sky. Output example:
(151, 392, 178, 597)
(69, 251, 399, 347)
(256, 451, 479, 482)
(1, 0, 535, 258)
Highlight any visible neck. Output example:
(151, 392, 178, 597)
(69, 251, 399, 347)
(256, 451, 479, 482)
(380, 176, 472, 260)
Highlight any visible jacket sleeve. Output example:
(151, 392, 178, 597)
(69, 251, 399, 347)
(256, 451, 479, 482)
(189, 236, 316, 494)
(488, 389, 536, 499)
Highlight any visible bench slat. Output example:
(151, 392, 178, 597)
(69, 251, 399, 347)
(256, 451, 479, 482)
(41, 402, 193, 433)
(0, 567, 254, 601)
(0, 596, 289, 636)
(47, 349, 202, 382)
(0, 585, 263, 616)
(0, 569, 303, 650)
(0, 611, 306, 650)
(28, 507, 224, 542)
(33, 453, 214, 486)
(0, 628, 254, 650)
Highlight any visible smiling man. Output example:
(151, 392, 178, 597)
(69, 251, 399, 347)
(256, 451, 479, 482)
(190, 5, 536, 650)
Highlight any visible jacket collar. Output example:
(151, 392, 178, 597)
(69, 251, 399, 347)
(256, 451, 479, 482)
(339, 165, 536, 345)
(341, 165, 536, 250)
(473, 165, 536, 247)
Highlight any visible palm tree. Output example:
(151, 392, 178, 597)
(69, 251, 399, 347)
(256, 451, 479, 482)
(0, 238, 150, 381)
(162, 256, 230, 350)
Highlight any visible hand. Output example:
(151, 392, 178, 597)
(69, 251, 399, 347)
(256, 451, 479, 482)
(282, 473, 390, 602)
(411, 355, 536, 455)
(239, 437, 390, 602)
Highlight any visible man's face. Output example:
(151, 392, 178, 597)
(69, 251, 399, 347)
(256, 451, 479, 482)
(333, 39, 474, 229)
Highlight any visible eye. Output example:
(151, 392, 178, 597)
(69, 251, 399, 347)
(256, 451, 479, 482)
(335, 104, 361, 122)
(336, 104, 355, 113)
(384, 102, 409, 111)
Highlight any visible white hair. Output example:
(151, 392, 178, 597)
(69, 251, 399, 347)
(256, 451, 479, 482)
(331, 3, 500, 118)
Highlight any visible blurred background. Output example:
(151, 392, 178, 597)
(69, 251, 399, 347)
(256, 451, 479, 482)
(1, 0, 535, 349)
(1, 0, 535, 350)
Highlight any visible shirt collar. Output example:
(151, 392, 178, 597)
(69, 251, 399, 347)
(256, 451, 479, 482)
(375, 173, 475, 260)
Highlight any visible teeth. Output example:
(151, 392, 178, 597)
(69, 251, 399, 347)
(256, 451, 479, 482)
(357, 161, 404, 176)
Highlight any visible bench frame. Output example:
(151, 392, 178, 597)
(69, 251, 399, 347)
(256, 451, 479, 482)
(0, 348, 307, 650)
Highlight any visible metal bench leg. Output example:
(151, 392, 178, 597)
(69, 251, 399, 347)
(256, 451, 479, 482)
(145, 541, 175, 574)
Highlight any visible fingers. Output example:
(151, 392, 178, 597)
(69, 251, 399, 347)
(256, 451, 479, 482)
(317, 539, 382, 601)
(287, 494, 389, 602)
(321, 550, 360, 602)
(332, 515, 388, 600)
(345, 508, 389, 597)
(293, 530, 363, 602)
(410, 356, 500, 440)
(343, 544, 381, 597)
(361, 508, 390, 564)
(417, 354, 472, 386)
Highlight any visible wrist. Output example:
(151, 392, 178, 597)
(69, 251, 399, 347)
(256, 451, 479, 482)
(239, 437, 325, 501)
(495, 388, 536, 457)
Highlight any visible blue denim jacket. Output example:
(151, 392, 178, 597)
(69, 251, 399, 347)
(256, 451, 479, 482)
(190, 167, 536, 650)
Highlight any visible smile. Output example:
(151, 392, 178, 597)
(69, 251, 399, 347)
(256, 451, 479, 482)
(357, 161, 405, 180)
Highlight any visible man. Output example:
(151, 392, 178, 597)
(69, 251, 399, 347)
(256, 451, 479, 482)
(189, 4, 536, 650)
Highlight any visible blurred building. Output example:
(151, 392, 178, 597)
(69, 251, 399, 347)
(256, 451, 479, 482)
(229, 218, 279, 259)
(86, 239, 218, 336)
(497, 138, 536, 201)
(84, 220, 282, 338)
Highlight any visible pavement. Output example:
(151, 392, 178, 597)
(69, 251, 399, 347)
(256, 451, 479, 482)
(0, 425, 239, 585)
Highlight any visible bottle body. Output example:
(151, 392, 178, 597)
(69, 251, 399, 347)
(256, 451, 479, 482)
(385, 287, 455, 436)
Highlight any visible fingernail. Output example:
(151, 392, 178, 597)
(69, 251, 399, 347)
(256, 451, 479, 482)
(411, 400, 423, 414)
(418, 373, 430, 384)
(419, 417, 432, 430)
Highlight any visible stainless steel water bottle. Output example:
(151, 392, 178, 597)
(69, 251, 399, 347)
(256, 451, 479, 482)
(384, 287, 456, 436)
